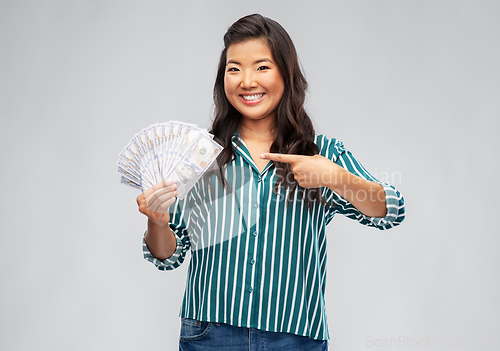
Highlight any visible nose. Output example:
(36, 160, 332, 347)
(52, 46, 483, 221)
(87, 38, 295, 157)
(240, 70, 258, 89)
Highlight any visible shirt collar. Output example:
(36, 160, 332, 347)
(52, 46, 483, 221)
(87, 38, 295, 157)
(231, 131, 273, 176)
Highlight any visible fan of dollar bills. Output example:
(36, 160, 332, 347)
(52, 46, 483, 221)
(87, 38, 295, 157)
(117, 121, 222, 199)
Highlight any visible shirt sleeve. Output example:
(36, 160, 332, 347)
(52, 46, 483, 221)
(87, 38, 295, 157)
(315, 135, 406, 230)
(142, 194, 192, 271)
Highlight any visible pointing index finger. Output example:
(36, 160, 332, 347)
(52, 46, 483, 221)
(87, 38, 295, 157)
(260, 153, 302, 163)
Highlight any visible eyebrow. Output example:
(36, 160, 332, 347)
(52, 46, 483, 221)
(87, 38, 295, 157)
(226, 58, 273, 65)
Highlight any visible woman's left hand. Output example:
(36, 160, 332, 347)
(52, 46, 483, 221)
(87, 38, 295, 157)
(260, 152, 387, 218)
(260, 153, 341, 188)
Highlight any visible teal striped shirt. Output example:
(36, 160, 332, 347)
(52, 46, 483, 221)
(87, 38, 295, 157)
(143, 134, 405, 340)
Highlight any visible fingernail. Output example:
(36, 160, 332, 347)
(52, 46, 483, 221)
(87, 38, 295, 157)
(260, 154, 265, 159)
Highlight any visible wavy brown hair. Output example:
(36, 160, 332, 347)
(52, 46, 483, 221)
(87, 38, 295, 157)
(210, 14, 324, 205)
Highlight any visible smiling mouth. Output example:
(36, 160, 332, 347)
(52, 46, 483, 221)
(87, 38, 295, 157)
(241, 93, 264, 101)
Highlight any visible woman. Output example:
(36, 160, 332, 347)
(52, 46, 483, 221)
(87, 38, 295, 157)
(137, 14, 405, 351)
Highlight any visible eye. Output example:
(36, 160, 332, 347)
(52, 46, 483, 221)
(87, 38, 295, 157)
(257, 66, 270, 71)
(227, 67, 239, 72)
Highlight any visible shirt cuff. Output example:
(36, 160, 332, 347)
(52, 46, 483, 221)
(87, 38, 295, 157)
(142, 232, 184, 271)
(365, 183, 404, 228)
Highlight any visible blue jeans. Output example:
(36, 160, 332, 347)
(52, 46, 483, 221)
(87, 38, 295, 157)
(179, 318, 328, 351)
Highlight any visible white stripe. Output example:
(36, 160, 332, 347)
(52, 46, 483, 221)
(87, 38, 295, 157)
(258, 167, 276, 330)
(216, 177, 227, 318)
(223, 165, 236, 323)
(204, 176, 218, 318)
(287, 188, 302, 334)
(267, 172, 281, 330)
(295, 195, 308, 335)
(308, 203, 322, 338)
(274, 186, 289, 331)
(230, 159, 245, 323)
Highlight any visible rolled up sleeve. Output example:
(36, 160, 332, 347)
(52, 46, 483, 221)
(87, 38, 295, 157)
(316, 135, 406, 229)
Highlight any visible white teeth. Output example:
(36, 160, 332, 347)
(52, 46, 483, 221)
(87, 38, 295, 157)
(242, 94, 264, 101)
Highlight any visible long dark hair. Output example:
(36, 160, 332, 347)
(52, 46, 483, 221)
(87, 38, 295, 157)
(210, 14, 324, 205)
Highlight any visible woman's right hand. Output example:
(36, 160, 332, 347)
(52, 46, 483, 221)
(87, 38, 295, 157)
(136, 178, 178, 227)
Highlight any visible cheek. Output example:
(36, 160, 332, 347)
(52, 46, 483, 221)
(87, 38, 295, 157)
(223, 77, 229, 96)
(223, 78, 239, 110)
(267, 73, 285, 96)
(224, 76, 236, 96)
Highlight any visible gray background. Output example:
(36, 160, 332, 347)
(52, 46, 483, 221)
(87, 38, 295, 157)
(1, 0, 499, 350)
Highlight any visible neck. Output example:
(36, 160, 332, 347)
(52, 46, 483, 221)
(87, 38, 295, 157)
(238, 117, 276, 143)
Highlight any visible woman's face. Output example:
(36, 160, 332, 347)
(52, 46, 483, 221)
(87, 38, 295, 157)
(224, 38, 285, 124)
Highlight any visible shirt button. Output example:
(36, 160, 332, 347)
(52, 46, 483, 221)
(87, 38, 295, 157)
(258, 176, 262, 182)
(250, 259, 255, 265)
(254, 202, 259, 208)
(248, 287, 253, 293)
(252, 231, 258, 237)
